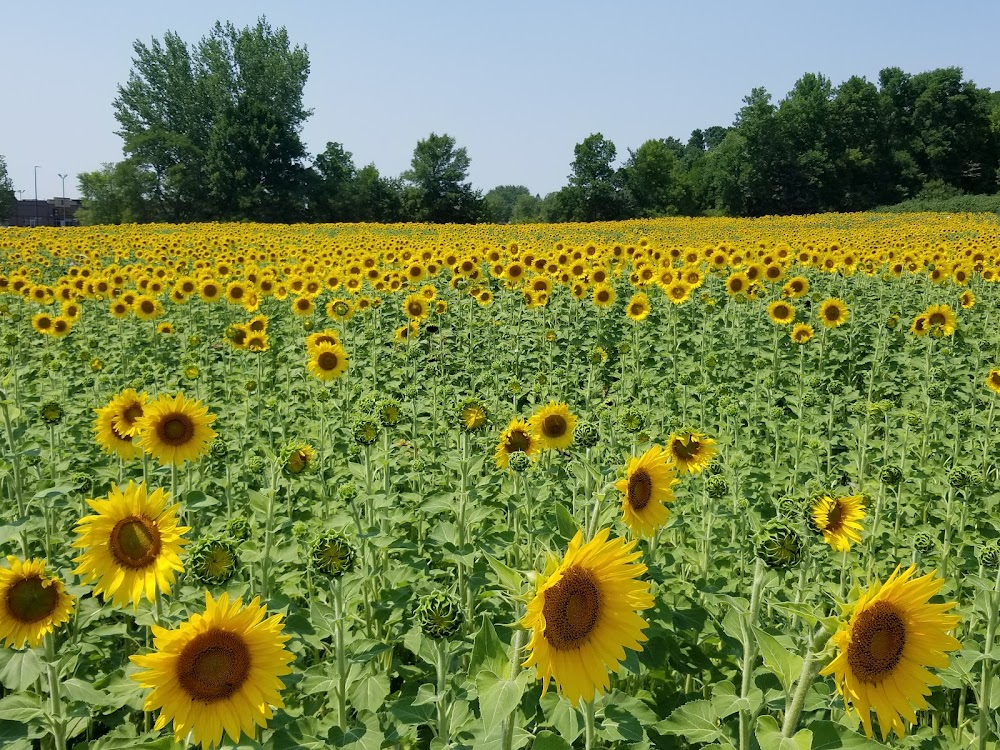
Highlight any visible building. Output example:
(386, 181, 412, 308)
(6, 198, 81, 227)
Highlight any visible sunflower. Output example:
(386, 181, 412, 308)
(923, 304, 956, 336)
(959, 290, 975, 309)
(94, 403, 145, 460)
(665, 281, 692, 305)
(246, 332, 269, 353)
(73, 481, 189, 609)
(494, 418, 538, 469)
(767, 300, 796, 325)
(522, 528, 653, 706)
(810, 494, 866, 552)
(818, 298, 850, 328)
(134, 295, 164, 321)
(404, 293, 429, 321)
(0, 557, 75, 648)
(614, 445, 679, 537)
(790, 323, 814, 344)
(291, 296, 315, 317)
(530, 401, 577, 451)
(820, 565, 960, 740)
(910, 314, 929, 336)
(135, 393, 218, 467)
(306, 330, 341, 351)
(592, 284, 615, 308)
(108, 388, 148, 437)
(625, 292, 650, 322)
(726, 271, 750, 297)
(31, 313, 54, 335)
(666, 431, 716, 474)
(109, 299, 130, 319)
(986, 368, 1000, 395)
(199, 280, 222, 303)
(307, 341, 348, 381)
(782, 276, 810, 298)
(130, 591, 294, 749)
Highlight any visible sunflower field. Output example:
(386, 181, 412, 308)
(0, 212, 999, 750)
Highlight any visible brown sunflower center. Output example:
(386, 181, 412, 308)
(177, 629, 252, 702)
(317, 351, 339, 371)
(825, 499, 845, 532)
(140, 300, 155, 314)
(123, 405, 144, 425)
(6, 576, 58, 624)
(628, 469, 653, 511)
(730, 279, 744, 292)
(671, 437, 699, 461)
(773, 305, 790, 319)
(928, 312, 946, 326)
(991, 372, 1000, 388)
(109, 516, 162, 569)
(824, 305, 842, 321)
(158, 414, 195, 446)
(846, 601, 906, 683)
(504, 429, 532, 454)
(230, 286, 244, 299)
(597, 290, 610, 303)
(408, 301, 424, 317)
(542, 414, 567, 439)
(629, 303, 644, 316)
(542, 566, 602, 650)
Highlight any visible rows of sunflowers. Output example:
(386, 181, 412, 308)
(0, 212, 999, 749)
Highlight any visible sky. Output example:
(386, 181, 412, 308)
(3, 0, 999, 201)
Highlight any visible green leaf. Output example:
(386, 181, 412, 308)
(809, 721, 889, 749)
(656, 700, 723, 744)
(327, 718, 384, 750)
(554, 503, 578, 541)
(476, 670, 526, 737)
(0, 648, 44, 691)
(757, 715, 813, 750)
(310, 600, 338, 639)
(0, 692, 43, 723)
(532, 730, 571, 750)
(469, 616, 509, 678)
(350, 673, 390, 713)
(62, 678, 113, 707)
(298, 664, 339, 697)
(753, 625, 804, 692)
(388, 693, 435, 726)
(484, 553, 523, 595)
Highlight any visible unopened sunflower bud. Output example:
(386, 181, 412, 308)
(618, 407, 645, 434)
(225, 516, 252, 542)
(756, 521, 803, 570)
(948, 466, 973, 489)
(880, 465, 903, 485)
(247, 455, 266, 474)
(706, 476, 728, 499)
(979, 543, 1000, 569)
(339, 482, 358, 501)
(311, 531, 357, 577)
(188, 537, 239, 584)
(39, 401, 63, 425)
(574, 421, 599, 449)
(416, 591, 464, 640)
(377, 398, 403, 427)
(353, 419, 379, 446)
(508, 451, 531, 474)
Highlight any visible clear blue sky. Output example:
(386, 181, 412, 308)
(3, 0, 999, 200)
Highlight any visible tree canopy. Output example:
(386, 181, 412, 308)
(0, 155, 13, 223)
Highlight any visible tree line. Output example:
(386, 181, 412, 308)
(54, 19, 1000, 224)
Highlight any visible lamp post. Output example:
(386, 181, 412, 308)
(58, 173, 68, 227)
(33, 165, 40, 227)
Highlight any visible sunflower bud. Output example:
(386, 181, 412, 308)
(356, 392, 379, 415)
(904, 412, 922, 427)
(880, 465, 903, 485)
(574, 421, 600, 449)
(416, 591, 464, 640)
(377, 398, 403, 427)
(39, 401, 63, 425)
(90, 358, 105, 372)
(311, 531, 357, 577)
(508, 451, 531, 474)
(3, 333, 17, 347)
(979, 543, 1000, 569)
(912, 532, 936, 553)
(188, 537, 239, 584)
(71, 471, 93, 494)
(183, 364, 200, 380)
(948, 466, 972, 489)
(338, 482, 358, 502)
(618, 407, 645, 434)
(755, 521, 803, 570)
(508, 379, 523, 395)
(225, 515, 252, 542)
(244, 380, 258, 394)
(282, 442, 316, 476)
(210, 438, 228, 460)
(458, 398, 488, 432)
(706, 476, 728, 499)
(247, 455, 266, 474)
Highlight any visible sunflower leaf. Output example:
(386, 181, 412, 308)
(476, 670, 527, 737)
(0, 648, 43, 692)
(756, 715, 812, 750)
(484, 553, 523, 596)
(469, 616, 508, 678)
(808, 720, 888, 748)
(656, 700, 724, 744)
(752, 626, 803, 693)
(0, 693, 43, 724)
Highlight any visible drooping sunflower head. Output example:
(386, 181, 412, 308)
(108, 388, 148, 438)
(73, 481, 190, 609)
(135, 393, 217, 467)
(0, 557, 75, 649)
(93, 403, 144, 461)
(282, 442, 316, 476)
(810, 494, 866, 552)
(820, 565, 960, 740)
(130, 591, 294, 749)
(522, 529, 653, 706)
(529, 401, 577, 452)
(495, 418, 537, 469)
(307, 341, 349, 382)
(818, 298, 850, 328)
(614, 444, 679, 537)
(666, 431, 717, 474)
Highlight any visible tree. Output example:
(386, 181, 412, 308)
(622, 139, 683, 217)
(76, 161, 159, 225)
(484, 185, 531, 223)
(402, 133, 484, 223)
(0, 155, 13, 224)
(564, 133, 626, 221)
(113, 17, 311, 221)
(311, 142, 358, 222)
(353, 164, 406, 223)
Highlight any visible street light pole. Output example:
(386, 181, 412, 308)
(33, 166, 40, 227)
(58, 173, 68, 227)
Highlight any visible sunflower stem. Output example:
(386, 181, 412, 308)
(739, 558, 767, 750)
(501, 621, 526, 750)
(977, 565, 1000, 750)
(44, 633, 67, 750)
(781, 626, 832, 737)
(435, 639, 451, 743)
(333, 578, 348, 731)
(260, 462, 279, 601)
(584, 698, 597, 750)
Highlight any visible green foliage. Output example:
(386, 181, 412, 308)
(402, 132, 484, 223)
(76, 161, 158, 225)
(0, 155, 13, 223)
